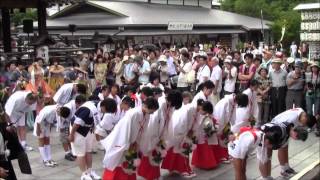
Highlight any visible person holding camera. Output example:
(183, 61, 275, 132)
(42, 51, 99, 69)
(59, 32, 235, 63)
(285, 61, 305, 109)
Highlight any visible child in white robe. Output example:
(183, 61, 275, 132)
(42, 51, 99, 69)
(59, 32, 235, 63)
(192, 101, 220, 169)
(101, 98, 159, 180)
(95, 98, 118, 140)
(213, 93, 249, 163)
(242, 79, 259, 126)
(192, 80, 214, 106)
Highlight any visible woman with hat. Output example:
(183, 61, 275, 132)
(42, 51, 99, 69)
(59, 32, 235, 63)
(157, 55, 169, 86)
(305, 61, 320, 120)
(256, 67, 271, 127)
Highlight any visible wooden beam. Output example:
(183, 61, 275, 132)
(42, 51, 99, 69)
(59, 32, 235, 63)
(1, 8, 12, 52)
(37, 0, 48, 36)
(0, 0, 38, 8)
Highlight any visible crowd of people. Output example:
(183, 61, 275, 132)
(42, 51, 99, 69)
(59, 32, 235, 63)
(0, 41, 319, 180)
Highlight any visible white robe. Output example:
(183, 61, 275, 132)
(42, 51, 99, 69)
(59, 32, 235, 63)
(101, 107, 150, 170)
(231, 107, 250, 134)
(108, 94, 121, 105)
(53, 83, 75, 105)
(33, 105, 57, 136)
(166, 104, 195, 153)
(243, 88, 259, 121)
(5, 91, 36, 122)
(192, 90, 207, 106)
(95, 113, 118, 138)
(271, 108, 304, 127)
(213, 94, 236, 134)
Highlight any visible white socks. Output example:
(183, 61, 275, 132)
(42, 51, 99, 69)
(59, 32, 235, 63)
(44, 145, 52, 161)
(39, 147, 47, 161)
(39, 145, 52, 162)
(280, 163, 290, 171)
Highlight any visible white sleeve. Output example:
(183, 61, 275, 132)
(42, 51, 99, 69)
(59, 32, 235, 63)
(203, 66, 211, 78)
(74, 117, 85, 126)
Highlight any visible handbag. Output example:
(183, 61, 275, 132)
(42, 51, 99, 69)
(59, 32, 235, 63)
(186, 70, 196, 84)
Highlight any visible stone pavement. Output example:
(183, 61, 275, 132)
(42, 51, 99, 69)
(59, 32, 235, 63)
(12, 131, 320, 180)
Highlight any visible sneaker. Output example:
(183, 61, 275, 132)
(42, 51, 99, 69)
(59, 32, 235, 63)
(43, 160, 55, 167)
(280, 169, 296, 178)
(90, 170, 101, 180)
(65, 153, 76, 161)
(81, 173, 93, 180)
(48, 160, 58, 166)
(286, 167, 297, 174)
(24, 145, 34, 151)
(182, 171, 197, 178)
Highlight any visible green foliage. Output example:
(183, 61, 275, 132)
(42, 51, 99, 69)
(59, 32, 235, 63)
(221, 0, 317, 47)
(11, 9, 37, 26)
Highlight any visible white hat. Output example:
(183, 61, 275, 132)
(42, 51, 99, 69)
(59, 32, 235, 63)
(158, 55, 167, 62)
(287, 57, 295, 64)
(226, 55, 232, 60)
(224, 59, 232, 64)
(122, 55, 129, 62)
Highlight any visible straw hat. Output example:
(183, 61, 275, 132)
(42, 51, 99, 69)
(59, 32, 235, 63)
(301, 57, 308, 63)
(272, 58, 282, 64)
(310, 61, 319, 68)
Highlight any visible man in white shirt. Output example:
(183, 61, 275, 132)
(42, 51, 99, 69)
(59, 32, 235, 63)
(196, 55, 210, 88)
(134, 56, 151, 85)
(209, 57, 222, 105)
(177, 52, 193, 92)
(223, 59, 237, 95)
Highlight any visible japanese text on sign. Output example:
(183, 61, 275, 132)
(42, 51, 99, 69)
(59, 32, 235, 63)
(168, 22, 193, 31)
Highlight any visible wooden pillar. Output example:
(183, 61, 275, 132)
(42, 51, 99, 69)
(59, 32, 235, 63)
(1, 8, 11, 52)
(37, 0, 47, 36)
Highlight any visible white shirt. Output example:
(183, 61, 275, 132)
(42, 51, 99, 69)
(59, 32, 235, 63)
(271, 108, 304, 127)
(108, 94, 121, 105)
(5, 91, 36, 121)
(53, 83, 75, 105)
(138, 60, 151, 84)
(177, 61, 192, 88)
(210, 65, 222, 93)
(243, 88, 259, 120)
(197, 65, 210, 84)
(192, 90, 208, 106)
(224, 66, 237, 93)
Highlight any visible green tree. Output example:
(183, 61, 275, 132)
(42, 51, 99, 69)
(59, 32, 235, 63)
(11, 9, 37, 26)
(221, 0, 316, 48)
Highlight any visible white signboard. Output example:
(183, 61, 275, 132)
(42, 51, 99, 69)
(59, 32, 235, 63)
(301, 21, 320, 30)
(168, 22, 193, 31)
(301, 11, 320, 21)
(300, 32, 320, 41)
